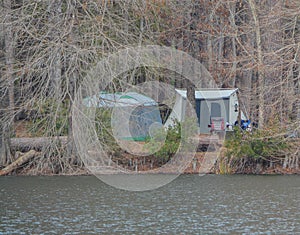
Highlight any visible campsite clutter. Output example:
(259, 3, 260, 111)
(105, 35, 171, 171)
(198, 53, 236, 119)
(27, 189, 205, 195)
(234, 119, 253, 131)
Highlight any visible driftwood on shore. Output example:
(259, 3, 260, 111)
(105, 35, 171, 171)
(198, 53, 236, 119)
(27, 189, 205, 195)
(0, 150, 39, 176)
(10, 136, 68, 152)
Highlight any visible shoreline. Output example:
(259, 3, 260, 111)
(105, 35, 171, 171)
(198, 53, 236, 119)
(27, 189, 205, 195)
(1, 147, 299, 176)
(6, 166, 300, 176)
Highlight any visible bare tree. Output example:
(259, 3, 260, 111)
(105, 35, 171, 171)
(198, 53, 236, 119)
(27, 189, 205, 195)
(0, 0, 15, 165)
(0, 0, 299, 173)
(48, 1, 62, 99)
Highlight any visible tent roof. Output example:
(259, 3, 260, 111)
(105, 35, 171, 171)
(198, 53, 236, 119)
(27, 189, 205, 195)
(83, 91, 158, 108)
(175, 88, 238, 100)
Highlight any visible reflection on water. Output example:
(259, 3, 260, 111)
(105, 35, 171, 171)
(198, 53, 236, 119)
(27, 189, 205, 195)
(0, 175, 299, 234)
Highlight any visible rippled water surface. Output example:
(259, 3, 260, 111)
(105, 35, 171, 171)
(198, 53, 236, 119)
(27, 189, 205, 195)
(1, 175, 299, 234)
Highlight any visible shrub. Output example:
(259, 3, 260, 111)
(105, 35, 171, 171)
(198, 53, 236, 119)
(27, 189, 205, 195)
(95, 108, 122, 155)
(225, 124, 290, 160)
(144, 120, 181, 163)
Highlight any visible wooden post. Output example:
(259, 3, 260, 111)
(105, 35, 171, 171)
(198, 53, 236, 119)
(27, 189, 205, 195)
(135, 159, 138, 172)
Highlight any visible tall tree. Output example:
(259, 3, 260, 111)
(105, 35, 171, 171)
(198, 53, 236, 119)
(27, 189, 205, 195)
(248, 0, 264, 128)
(48, 1, 62, 99)
(0, 0, 14, 165)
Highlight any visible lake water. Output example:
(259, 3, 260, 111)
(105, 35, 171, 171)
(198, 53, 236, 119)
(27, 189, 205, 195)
(1, 175, 299, 234)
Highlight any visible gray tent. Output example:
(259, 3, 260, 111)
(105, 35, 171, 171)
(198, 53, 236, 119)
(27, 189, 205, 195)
(164, 89, 246, 134)
(83, 92, 163, 141)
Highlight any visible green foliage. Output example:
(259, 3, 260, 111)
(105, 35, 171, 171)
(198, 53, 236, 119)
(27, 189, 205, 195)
(225, 124, 290, 160)
(27, 99, 69, 137)
(145, 120, 181, 163)
(95, 108, 121, 155)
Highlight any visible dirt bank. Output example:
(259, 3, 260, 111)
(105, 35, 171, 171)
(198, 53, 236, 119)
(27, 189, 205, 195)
(1, 150, 299, 176)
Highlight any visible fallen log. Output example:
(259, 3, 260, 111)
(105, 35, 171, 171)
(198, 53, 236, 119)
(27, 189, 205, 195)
(0, 150, 39, 176)
(10, 136, 68, 152)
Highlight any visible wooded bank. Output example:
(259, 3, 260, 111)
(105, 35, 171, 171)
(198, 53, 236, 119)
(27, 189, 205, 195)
(0, 1, 300, 174)
(0, 135, 299, 176)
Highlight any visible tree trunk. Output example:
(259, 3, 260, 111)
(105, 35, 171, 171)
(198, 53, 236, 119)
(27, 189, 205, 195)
(249, 0, 265, 128)
(217, 18, 224, 85)
(4, 0, 15, 115)
(185, 1, 199, 110)
(65, 2, 80, 164)
(48, 1, 62, 99)
(228, 2, 237, 87)
(1, 0, 14, 165)
(10, 136, 67, 152)
(292, 17, 300, 124)
(0, 121, 12, 166)
(0, 150, 38, 176)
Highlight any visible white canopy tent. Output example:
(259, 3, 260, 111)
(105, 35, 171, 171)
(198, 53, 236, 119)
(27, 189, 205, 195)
(164, 89, 247, 134)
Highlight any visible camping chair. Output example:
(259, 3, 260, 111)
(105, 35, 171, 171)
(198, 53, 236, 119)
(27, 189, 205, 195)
(209, 117, 225, 133)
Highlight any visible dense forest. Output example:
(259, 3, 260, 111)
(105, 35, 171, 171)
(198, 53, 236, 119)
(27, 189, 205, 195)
(0, 0, 299, 175)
